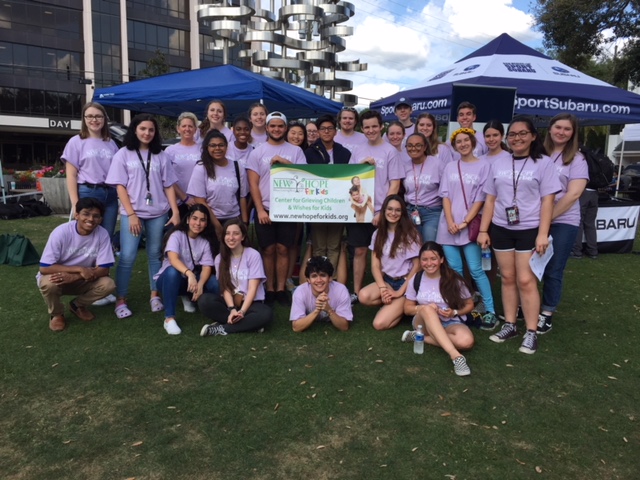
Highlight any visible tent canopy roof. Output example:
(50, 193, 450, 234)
(94, 65, 342, 119)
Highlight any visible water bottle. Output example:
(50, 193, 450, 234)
(414, 325, 424, 355)
(481, 247, 492, 271)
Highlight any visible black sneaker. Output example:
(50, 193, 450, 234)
(519, 330, 538, 354)
(489, 322, 518, 343)
(537, 313, 553, 335)
(276, 290, 290, 306)
(350, 293, 359, 305)
(265, 291, 276, 306)
(200, 323, 227, 337)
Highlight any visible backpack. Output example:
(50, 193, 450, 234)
(580, 146, 614, 189)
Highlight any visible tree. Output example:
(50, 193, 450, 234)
(534, 0, 640, 86)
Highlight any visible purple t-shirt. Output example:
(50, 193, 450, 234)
(436, 143, 455, 164)
(350, 142, 404, 214)
(406, 273, 471, 323)
(436, 159, 491, 246)
(402, 155, 445, 208)
(479, 149, 512, 165)
(251, 131, 268, 148)
(106, 148, 178, 219)
(245, 141, 307, 211)
(61, 135, 119, 185)
(289, 281, 353, 322)
(227, 143, 255, 169)
(369, 229, 421, 278)
(154, 230, 215, 280)
(187, 161, 247, 219)
(214, 247, 266, 301)
(549, 151, 588, 227)
(334, 130, 368, 153)
(483, 154, 562, 230)
(164, 143, 201, 195)
(195, 126, 233, 144)
(37, 222, 115, 284)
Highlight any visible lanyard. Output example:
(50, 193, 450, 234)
(135, 149, 152, 194)
(511, 156, 529, 206)
(411, 159, 426, 206)
(552, 152, 562, 164)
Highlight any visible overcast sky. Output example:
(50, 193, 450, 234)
(339, 0, 541, 107)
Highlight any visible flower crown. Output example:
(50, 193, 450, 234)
(450, 127, 476, 144)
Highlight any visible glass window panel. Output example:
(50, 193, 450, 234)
(30, 89, 45, 114)
(59, 93, 73, 116)
(0, 43, 11, 74)
(45, 91, 59, 116)
(16, 88, 30, 114)
(0, 87, 17, 114)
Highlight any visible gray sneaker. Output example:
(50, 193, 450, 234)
(200, 323, 227, 337)
(489, 322, 518, 343)
(519, 330, 538, 354)
(480, 312, 499, 331)
(452, 356, 471, 376)
(401, 330, 417, 343)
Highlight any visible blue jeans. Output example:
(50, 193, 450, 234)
(542, 223, 579, 312)
(383, 274, 406, 291)
(78, 184, 118, 239)
(155, 266, 219, 318)
(409, 204, 442, 242)
(443, 242, 495, 314)
(116, 213, 167, 298)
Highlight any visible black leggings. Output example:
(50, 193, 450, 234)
(197, 293, 273, 333)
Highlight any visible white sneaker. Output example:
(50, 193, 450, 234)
(164, 318, 182, 335)
(181, 295, 197, 313)
(92, 294, 117, 306)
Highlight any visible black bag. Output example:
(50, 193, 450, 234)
(580, 146, 614, 189)
(21, 199, 53, 217)
(0, 202, 28, 220)
(0, 234, 40, 266)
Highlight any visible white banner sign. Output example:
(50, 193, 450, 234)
(269, 164, 376, 223)
(595, 205, 640, 242)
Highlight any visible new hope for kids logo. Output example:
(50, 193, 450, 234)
(272, 174, 329, 195)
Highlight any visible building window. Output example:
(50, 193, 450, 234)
(128, 20, 188, 57)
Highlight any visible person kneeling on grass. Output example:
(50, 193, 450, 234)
(290, 256, 352, 332)
(198, 219, 273, 337)
(402, 241, 475, 376)
(38, 198, 116, 332)
(154, 204, 219, 335)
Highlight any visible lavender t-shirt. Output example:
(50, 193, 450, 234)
(227, 143, 255, 169)
(483, 155, 562, 230)
(436, 159, 491, 246)
(436, 143, 455, 164)
(61, 135, 119, 185)
(154, 230, 215, 280)
(195, 126, 233, 144)
(246, 142, 307, 210)
(164, 143, 201, 195)
(251, 131, 268, 148)
(479, 149, 512, 165)
(187, 161, 247, 219)
(350, 142, 404, 214)
(369, 230, 421, 278)
(335, 130, 368, 153)
(550, 151, 588, 227)
(406, 274, 471, 322)
(289, 281, 353, 322)
(106, 148, 178, 219)
(402, 156, 445, 208)
(37, 222, 115, 284)
(214, 247, 266, 301)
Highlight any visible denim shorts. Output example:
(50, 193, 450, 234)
(383, 273, 406, 291)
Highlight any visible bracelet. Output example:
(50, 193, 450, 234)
(183, 195, 190, 203)
(378, 285, 387, 289)
(453, 309, 458, 317)
(227, 306, 235, 311)
(184, 268, 190, 276)
(479, 231, 488, 233)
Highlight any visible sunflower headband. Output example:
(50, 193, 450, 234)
(450, 127, 476, 144)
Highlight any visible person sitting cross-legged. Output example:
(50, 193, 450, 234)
(37, 198, 116, 331)
(290, 256, 353, 332)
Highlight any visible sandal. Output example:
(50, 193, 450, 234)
(150, 296, 164, 313)
(115, 303, 133, 319)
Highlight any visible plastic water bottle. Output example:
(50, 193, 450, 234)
(414, 325, 424, 355)
(481, 247, 492, 271)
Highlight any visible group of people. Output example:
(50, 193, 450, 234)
(36, 98, 590, 377)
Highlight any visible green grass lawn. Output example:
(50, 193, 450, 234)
(1, 216, 639, 480)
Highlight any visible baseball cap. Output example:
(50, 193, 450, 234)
(266, 111, 288, 125)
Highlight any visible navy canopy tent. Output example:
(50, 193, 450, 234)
(93, 65, 341, 119)
(372, 33, 640, 126)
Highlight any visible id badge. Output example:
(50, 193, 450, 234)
(410, 209, 421, 226)
(506, 206, 520, 225)
(145, 192, 153, 206)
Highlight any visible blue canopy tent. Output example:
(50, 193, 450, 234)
(371, 33, 640, 126)
(93, 65, 341, 119)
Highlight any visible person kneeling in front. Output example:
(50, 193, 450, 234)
(38, 198, 116, 331)
(290, 256, 352, 332)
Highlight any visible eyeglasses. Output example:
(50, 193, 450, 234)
(307, 256, 329, 263)
(207, 143, 226, 149)
(406, 143, 424, 150)
(307, 130, 319, 135)
(318, 126, 335, 132)
(507, 130, 531, 139)
(341, 107, 357, 112)
(84, 115, 104, 120)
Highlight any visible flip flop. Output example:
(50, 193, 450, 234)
(115, 303, 132, 319)
(150, 296, 164, 313)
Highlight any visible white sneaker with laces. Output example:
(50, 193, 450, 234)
(92, 294, 117, 306)
(164, 318, 182, 335)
